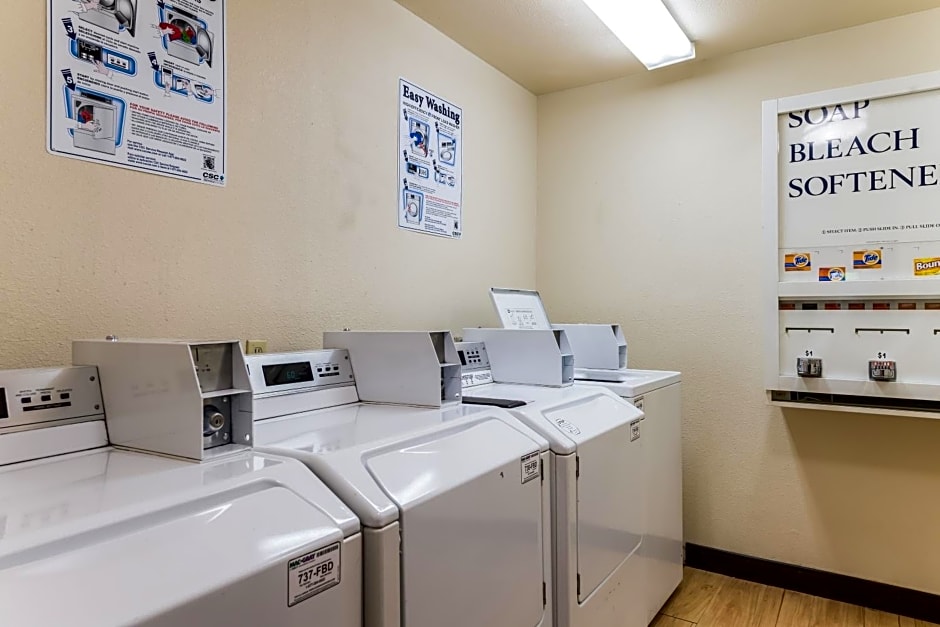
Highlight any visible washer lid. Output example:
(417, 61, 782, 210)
(469, 383, 642, 455)
(575, 369, 682, 397)
(367, 418, 546, 627)
(489, 287, 552, 330)
(254, 402, 549, 528)
(0, 449, 357, 626)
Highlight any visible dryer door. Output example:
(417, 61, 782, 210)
(545, 393, 643, 602)
(367, 419, 546, 627)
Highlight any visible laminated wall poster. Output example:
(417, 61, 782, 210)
(399, 79, 463, 239)
(48, 0, 226, 186)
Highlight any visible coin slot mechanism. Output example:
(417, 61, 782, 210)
(869, 360, 898, 382)
(796, 357, 823, 378)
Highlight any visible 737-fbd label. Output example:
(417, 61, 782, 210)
(521, 451, 540, 484)
(288, 542, 341, 607)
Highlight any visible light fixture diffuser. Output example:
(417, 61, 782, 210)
(582, 0, 695, 70)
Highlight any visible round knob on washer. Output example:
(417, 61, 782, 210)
(203, 406, 225, 435)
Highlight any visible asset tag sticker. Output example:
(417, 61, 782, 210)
(288, 542, 341, 607)
(630, 419, 641, 442)
(521, 451, 540, 484)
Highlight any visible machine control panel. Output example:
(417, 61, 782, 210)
(869, 360, 898, 382)
(73, 339, 253, 461)
(0, 367, 104, 431)
(246, 350, 355, 396)
(796, 357, 823, 378)
(456, 342, 494, 389)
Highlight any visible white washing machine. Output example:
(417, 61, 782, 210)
(246, 331, 554, 627)
(574, 370, 682, 624)
(458, 329, 646, 627)
(0, 339, 364, 627)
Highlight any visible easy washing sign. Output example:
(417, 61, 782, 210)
(398, 79, 463, 239)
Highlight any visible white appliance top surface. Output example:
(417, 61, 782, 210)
(0, 448, 358, 538)
(0, 448, 359, 626)
(254, 402, 549, 527)
(467, 383, 643, 454)
(575, 369, 682, 397)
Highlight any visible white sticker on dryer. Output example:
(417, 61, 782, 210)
(630, 419, 641, 442)
(521, 451, 540, 484)
(288, 542, 341, 607)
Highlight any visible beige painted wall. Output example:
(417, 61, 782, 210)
(0, 0, 536, 368)
(538, 10, 940, 593)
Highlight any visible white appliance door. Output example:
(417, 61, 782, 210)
(544, 397, 643, 602)
(0, 485, 352, 626)
(366, 419, 545, 627)
(94, 105, 115, 140)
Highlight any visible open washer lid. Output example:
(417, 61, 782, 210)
(254, 402, 550, 627)
(0, 448, 358, 626)
(467, 382, 644, 602)
(489, 288, 553, 330)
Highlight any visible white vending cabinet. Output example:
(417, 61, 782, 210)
(0, 341, 363, 626)
(458, 331, 646, 627)
(246, 331, 554, 627)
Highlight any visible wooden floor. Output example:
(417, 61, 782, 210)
(654, 568, 938, 627)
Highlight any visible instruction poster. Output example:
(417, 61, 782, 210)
(47, 0, 226, 186)
(398, 79, 463, 239)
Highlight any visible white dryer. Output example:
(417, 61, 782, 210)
(246, 331, 554, 627)
(0, 339, 364, 627)
(486, 287, 685, 624)
(574, 370, 683, 624)
(458, 330, 646, 627)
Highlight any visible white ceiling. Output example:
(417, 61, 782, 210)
(395, 0, 940, 94)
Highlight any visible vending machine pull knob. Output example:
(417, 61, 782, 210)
(797, 357, 823, 378)
(869, 360, 897, 382)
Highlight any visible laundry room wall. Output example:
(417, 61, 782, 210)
(537, 10, 940, 594)
(0, 0, 536, 367)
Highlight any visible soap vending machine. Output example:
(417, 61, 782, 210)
(763, 74, 940, 417)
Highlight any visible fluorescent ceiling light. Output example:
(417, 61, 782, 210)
(582, 0, 695, 70)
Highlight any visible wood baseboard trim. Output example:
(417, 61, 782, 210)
(685, 543, 940, 624)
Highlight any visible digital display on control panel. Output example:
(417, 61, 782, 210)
(263, 362, 315, 387)
(0, 388, 7, 420)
